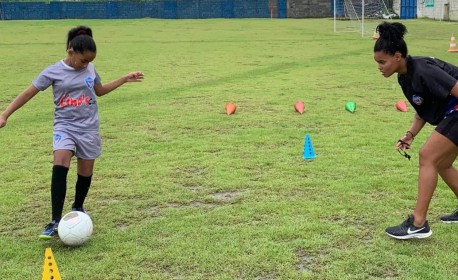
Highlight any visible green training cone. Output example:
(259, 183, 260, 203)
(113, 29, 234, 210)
(345, 101, 356, 113)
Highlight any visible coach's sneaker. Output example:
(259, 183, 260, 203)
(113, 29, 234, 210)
(38, 221, 59, 240)
(385, 215, 432, 240)
(440, 208, 458, 223)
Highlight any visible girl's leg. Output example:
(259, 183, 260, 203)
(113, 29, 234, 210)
(51, 150, 73, 222)
(413, 131, 458, 227)
(73, 158, 95, 210)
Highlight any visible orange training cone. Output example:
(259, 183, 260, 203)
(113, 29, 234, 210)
(395, 100, 408, 112)
(225, 102, 236, 115)
(449, 34, 458, 52)
(294, 101, 304, 114)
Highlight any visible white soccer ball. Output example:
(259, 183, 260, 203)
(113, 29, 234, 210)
(58, 211, 93, 246)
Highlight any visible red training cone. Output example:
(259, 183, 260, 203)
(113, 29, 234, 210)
(225, 102, 237, 115)
(395, 100, 408, 112)
(294, 101, 304, 114)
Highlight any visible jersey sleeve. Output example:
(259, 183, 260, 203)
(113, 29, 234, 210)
(94, 67, 102, 85)
(32, 68, 54, 91)
(420, 61, 457, 99)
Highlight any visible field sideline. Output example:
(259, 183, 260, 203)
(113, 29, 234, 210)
(1, 18, 458, 279)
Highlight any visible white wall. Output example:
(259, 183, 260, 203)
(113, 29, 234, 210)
(418, 0, 458, 21)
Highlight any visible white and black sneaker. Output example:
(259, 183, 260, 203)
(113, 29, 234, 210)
(385, 215, 432, 240)
(440, 208, 458, 223)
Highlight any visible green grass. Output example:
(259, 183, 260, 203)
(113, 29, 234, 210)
(1, 18, 458, 279)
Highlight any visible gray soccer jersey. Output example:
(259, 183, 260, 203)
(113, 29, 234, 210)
(32, 60, 102, 132)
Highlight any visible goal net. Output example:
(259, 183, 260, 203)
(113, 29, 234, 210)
(333, 0, 396, 37)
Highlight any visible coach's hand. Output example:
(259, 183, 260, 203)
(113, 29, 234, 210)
(396, 134, 413, 151)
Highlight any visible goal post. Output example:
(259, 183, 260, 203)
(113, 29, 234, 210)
(333, 0, 396, 37)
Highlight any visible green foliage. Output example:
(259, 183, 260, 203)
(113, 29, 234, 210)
(1, 18, 458, 279)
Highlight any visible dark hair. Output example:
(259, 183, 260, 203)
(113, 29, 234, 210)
(374, 22, 408, 57)
(66, 26, 96, 53)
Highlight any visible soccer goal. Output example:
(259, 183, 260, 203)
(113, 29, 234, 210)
(333, 0, 396, 37)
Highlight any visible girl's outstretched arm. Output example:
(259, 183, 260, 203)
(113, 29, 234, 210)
(0, 85, 40, 128)
(94, 71, 144, 97)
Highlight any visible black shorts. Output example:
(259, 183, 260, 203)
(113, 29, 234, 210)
(436, 111, 458, 148)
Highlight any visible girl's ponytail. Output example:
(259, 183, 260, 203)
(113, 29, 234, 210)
(374, 22, 408, 57)
(66, 26, 96, 53)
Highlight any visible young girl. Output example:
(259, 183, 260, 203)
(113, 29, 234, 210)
(0, 26, 144, 239)
(374, 22, 458, 239)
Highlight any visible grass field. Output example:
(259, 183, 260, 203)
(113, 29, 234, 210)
(1, 18, 458, 279)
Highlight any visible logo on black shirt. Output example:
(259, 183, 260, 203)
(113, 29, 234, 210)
(412, 95, 424, 106)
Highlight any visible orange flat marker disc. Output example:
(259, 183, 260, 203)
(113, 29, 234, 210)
(294, 101, 304, 114)
(225, 102, 237, 115)
(396, 100, 408, 112)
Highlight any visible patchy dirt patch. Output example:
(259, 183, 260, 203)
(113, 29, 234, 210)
(166, 201, 219, 209)
(181, 183, 201, 192)
(150, 206, 161, 217)
(255, 274, 278, 280)
(116, 222, 129, 230)
(295, 248, 315, 273)
(211, 191, 244, 202)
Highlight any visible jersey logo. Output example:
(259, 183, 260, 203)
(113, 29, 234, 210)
(53, 134, 62, 145)
(412, 95, 423, 106)
(85, 77, 94, 89)
(59, 93, 94, 108)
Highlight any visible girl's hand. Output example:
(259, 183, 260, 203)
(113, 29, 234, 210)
(125, 71, 144, 83)
(0, 115, 7, 128)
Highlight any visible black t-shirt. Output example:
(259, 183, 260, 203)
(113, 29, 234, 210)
(398, 56, 458, 125)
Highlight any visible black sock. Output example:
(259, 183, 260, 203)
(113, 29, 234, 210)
(51, 165, 69, 222)
(73, 174, 92, 209)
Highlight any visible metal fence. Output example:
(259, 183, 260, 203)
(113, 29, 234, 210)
(0, 0, 283, 20)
